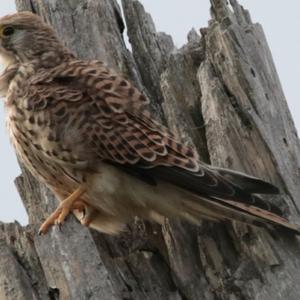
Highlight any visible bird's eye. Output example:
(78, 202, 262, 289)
(1, 26, 14, 37)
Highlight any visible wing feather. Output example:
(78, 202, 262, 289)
(26, 60, 289, 224)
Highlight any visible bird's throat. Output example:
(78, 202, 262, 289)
(0, 63, 18, 97)
(0, 46, 18, 97)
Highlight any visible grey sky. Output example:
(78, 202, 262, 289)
(0, 1, 299, 225)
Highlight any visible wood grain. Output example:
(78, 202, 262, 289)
(1, 0, 299, 299)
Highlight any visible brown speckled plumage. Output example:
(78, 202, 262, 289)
(1, 12, 299, 235)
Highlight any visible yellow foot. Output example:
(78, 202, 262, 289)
(38, 185, 86, 235)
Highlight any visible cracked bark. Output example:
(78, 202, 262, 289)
(2, 0, 300, 299)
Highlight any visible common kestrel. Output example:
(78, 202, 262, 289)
(1, 12, 299, 235)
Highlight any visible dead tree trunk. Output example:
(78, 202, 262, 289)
(2, 0, 300, 299)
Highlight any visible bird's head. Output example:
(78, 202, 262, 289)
(0, 11, 72, 69)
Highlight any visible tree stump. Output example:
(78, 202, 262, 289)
(1, 0, 300, 299)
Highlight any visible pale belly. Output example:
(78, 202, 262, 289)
(82, 162, 203, 234)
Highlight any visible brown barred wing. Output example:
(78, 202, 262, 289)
(25, 60, 200, 172)
(26, 59, 285, 221)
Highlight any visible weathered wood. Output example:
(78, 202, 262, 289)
(1, 0, 299, 299)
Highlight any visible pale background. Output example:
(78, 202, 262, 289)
(0, 1, 299, 225)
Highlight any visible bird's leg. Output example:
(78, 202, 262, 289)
(39, 185, 86, 235)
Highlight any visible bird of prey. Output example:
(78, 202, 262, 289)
(0, 12, 299, 235)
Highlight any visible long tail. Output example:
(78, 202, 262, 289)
(144, 165, 300, 234)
